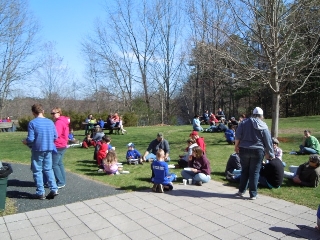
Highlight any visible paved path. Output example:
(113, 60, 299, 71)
(5, 163, 125, 213)
(1, 179, 319, 239)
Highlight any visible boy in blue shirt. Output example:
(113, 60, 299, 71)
(126, 142, 142, 164)
(151, 149, 176, 193)
(225, 124, 235, 144)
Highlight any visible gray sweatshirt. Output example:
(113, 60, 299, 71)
(235, 117, 274, 158)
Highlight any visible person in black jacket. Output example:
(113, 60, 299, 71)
(259, 157, 284, 189)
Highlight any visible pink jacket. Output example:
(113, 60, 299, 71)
(54, 116, 70, 148)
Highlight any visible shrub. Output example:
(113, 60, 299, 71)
(123, 112, 138, 126)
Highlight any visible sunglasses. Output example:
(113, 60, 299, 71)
(51, 112, 59, 115)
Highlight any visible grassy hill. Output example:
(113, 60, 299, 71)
(0, 115, 320, 214)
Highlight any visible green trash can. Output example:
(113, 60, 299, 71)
(0, 177, 8, 210)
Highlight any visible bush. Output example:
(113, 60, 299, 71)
(17, 116, 33, 131)
(123, 112, 138, 126)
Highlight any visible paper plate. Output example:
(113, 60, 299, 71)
(184, 167, 193, 171)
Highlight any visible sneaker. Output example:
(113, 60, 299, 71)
(157, 184, 164, 193)
(235, 191, 244, 197)
(31, 194, 46, 200)
(46, 191, 59, 200)
(139, 159, 143, 165)
(152, 184, 158, 192)
(195, 181, 202, 186)
(97, 169, 104, 172)
(58, 185, 65, 189)
(250, 196, 257, 200)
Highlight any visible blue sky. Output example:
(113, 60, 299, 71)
(29, 0, 107, 81)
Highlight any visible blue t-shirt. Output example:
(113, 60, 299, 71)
(126, 149, 141, 159)
(152, 160, 170, 185)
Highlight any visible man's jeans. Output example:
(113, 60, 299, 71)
(181, 170, 211, 183)
(52, 148, 67, 187)
(299, 145, 317, 154)
(31, 151, 58, 195)
(238, 148, 264, 198)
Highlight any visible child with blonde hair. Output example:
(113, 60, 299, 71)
(103, 151, 119, 175)
(151, 149, 176, 193)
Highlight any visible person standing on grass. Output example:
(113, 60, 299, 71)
(50, 107, 70, 189)
(234, 107, 274, 200)
(22, 103, 59, 199)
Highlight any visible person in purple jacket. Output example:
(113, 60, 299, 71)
(234, 107, 274, 200)
(181, 146, 211, 186)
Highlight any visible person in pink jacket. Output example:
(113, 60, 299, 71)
(51, 107, 70, 188)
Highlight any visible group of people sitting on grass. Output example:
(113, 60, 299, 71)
(225, 128, 320, 189)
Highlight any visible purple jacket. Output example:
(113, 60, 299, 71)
(188, 154, 211, 175)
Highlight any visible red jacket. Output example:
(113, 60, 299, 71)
(196, 137, 206, 153)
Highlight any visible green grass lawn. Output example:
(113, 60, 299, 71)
(1, 115, 320, 216)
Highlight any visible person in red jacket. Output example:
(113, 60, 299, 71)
(190, 131, 206, 153)
(50, 107, 70, 188)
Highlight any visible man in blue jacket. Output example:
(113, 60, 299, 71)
(234, 107, 274, 200)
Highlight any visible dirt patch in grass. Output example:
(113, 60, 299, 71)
(277, 137, 293, 143)
(278, 128, 306, 135)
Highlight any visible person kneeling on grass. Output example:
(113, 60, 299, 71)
(181, 146, 211, 186)
(151, 149, 177, 193)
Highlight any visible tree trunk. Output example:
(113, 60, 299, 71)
(271, 91, 280, 138)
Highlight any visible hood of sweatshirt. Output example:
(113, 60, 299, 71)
(250, 117, 268, 130)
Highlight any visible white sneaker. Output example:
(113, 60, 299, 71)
(250, 196, 257, 200)
(235, 191, 244, 197)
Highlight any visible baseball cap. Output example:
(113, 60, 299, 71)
(231, 117, 235, 120)
(157, 132, 163, 138)
(253, 107, 263, 115)
(190, 131, 198, 137)
(127, 142, 135, 147)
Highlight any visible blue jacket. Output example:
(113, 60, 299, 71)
(235, 117, 274, 158)
(126, 149, 141, 159)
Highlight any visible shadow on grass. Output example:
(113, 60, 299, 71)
(269, 225, 319, 238)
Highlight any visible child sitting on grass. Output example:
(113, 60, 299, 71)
(151, 149, 176, 193)
(97, 136, 109, 168)
(103, 151, 120, 175)
(126, 142, 142, 164)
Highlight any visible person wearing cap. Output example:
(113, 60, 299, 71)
(228, 117, 239, 128)
(92, 125, 105, 142)
(126, 142, 142, 164)
(192, 115, 203, 132)
(143, 133, 170, 162)
(190, 131, 206, 153)
(297, 130, 320, 155)
(284, 154, 320, 187)
(234, 107, 274, 200)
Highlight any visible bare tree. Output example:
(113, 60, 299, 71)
(0, 0, 39, 115)
(34, 41, 73, 108)
(207, 0, 320, 137)
(149, 0, 184, 124)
